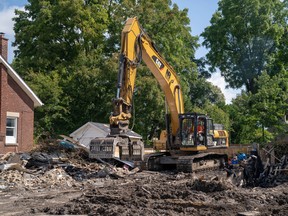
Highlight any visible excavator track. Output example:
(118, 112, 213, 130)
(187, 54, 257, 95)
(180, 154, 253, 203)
(144, 152, 171, 171)
(143, 152, 228, 173)
(177, 152, 228, 173)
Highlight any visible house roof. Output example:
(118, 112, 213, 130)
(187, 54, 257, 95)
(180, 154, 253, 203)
(0, 55, 43, 107)
(70, 122, 142, 139)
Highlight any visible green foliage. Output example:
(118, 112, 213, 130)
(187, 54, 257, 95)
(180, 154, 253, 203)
(106, 0, 198, 74)
(13, 0, 108, 74)
(189, 78, 225, 108)
(202, 0, 286, 93)
(14, 0, 216, 142)
(27, 70, 69, 137)
(201, 0, 288, 145)
(251, 71, 288, 133)
(133, 69, 166, 141)
(62, 52, 119, 132)
(228, 70, 288, 144)
(13, 0, 287, 146)
(227, 92, 251, 143)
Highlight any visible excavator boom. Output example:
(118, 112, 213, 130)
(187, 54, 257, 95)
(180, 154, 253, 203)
(110, 17, 183, 137)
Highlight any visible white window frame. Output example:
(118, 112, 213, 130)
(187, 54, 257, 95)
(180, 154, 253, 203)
(6, 112, 19, 144)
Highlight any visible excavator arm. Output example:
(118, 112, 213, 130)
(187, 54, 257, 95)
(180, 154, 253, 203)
(110, 17, 184, 137)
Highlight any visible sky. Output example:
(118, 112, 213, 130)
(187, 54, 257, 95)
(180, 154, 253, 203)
(0, 0, 241, 103)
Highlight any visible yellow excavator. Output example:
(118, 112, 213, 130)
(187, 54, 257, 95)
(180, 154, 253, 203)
(89, 17, 229, 172)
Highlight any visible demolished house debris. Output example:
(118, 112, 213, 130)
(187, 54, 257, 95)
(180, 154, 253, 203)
(242, 148, 288, 188)
(0, 141, 140, 192)
(1, 140, 288, 191)
(0, 140, 288, 215)
(224, 146, 288, 188)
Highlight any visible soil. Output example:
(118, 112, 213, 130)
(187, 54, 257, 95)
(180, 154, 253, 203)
(1, 167, 288, 216)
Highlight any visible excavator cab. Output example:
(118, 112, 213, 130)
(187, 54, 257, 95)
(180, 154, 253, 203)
(178, 113, 227, 150)
(179, 113, 211, 147)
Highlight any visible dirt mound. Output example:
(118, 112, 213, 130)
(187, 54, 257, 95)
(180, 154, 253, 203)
(187, 178, 231, 193)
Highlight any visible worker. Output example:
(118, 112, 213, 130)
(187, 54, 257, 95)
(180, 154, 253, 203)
(197, 120, 204, 133)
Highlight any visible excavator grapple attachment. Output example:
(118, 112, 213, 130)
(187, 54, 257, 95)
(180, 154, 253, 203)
(89, 136, 144, 162)
(89, 137, 122, 159)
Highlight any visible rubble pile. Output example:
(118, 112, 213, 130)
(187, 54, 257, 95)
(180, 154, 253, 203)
(0, 167, 78, 190)
(1, 141, 288, 215)
(0, 142, 139, 191)
(274, 141, 288, 159)
(240, 150, 288, 188)
(258, 155, 288, 187)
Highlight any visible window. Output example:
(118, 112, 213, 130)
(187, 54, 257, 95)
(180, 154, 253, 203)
(6, 116, 18, 144)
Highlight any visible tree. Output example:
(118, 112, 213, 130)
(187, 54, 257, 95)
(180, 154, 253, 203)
(228, 70, 288, 144)
(105, 0, 199, 90)
(250, 71, 288, 140)
(202, 0, 286, 93)
(26, 70, 69, 138)
(133, 69, 166, 142)
(13, 0, 108, 75)
(189, 78, 225, 108)
(269, 1, 288, 76)
(227, 92, 259, 144)
(12, 0, 203, 141)
(63, 52, 119, 133)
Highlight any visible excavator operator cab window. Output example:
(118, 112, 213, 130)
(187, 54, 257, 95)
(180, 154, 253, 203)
(196, 117, 206, 145)
(207, 118, 214, 135)
(180, 118, 195, 146)
(206, 118, 215, 146)
(197, 118, 205, 133)
(180, 114, 212, 146)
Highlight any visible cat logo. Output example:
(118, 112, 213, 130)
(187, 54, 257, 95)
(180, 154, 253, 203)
(152, 55, 164, 70)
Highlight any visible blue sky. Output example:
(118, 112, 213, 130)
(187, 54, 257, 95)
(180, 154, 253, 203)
(172, 0, 219, 58)
(0, 0, 240, 103)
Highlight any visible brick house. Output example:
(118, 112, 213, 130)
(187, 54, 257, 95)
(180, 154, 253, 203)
(0, 33, 43, 154)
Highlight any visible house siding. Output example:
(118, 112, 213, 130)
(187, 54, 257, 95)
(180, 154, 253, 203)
(0, 63, 34, 153)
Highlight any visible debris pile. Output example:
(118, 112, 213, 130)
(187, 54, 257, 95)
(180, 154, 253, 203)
(0, 141, 140, 191)
(187, 176, 233, 192)
(257, 154, 288, 187)
(1, 141, 288, 215)
(230, 149, 288, 188)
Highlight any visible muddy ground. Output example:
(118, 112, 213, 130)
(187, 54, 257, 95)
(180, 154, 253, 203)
(1, 163, 288, 216)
